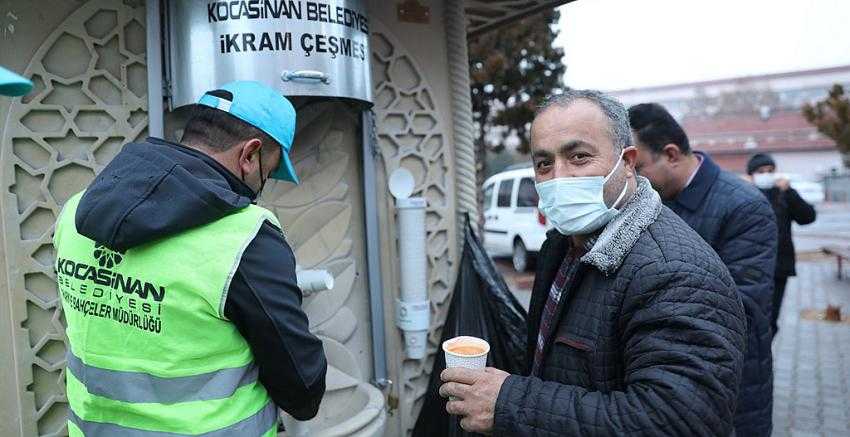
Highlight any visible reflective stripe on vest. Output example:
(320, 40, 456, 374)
(55, 192, 284, 436)
(68, 402, 278, 437)
(66, 350, 259, 404)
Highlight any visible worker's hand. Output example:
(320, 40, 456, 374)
(439, 367, 510, 435)
(775, 176, 790, 191)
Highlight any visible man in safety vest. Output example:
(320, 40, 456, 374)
(54, 81, 327, 436)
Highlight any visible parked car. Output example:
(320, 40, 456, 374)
(482, 166, 548, 272)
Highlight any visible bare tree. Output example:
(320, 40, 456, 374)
(803, 84, 850, 168)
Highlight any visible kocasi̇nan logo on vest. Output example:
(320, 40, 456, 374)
(93, 243, 123, 268)
(55, 245, 166, 302)
(56, 243, 165, 334)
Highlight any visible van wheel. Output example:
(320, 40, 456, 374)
(513, 239, 529, 273)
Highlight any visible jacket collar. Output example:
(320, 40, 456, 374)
(147, 137, 258, 200)
(580, 176, 662, 276)
(671, 151, 720, 212)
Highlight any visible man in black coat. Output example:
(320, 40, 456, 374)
(629, 103, 777, 437)
(748, 153, 817, 334)
(439, 90, 746, 436)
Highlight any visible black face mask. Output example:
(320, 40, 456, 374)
(241, 151, 267, 202)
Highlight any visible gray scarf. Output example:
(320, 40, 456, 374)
(581, 176, 662, 276)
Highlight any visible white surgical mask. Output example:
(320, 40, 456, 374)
(535, 154, 629, 236)
(752, 173, 775, 189)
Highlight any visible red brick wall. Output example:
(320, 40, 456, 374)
(707, 154, 751, 173)
(681, 109, 838, 175)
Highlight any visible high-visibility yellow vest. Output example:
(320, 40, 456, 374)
(55, 192, 280, 436)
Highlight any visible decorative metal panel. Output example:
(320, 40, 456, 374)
(0, 1, 148, 435)
(371, 19, 457, 435)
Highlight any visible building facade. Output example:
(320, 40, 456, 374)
(610, 65, 849, 178)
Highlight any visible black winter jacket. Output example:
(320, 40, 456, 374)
(759, 186, 816, 278)
(666, 152, 777, 437)
(493, 177, 746, 436)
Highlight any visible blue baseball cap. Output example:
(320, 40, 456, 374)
(198, 81, 299, 183)
(0, 66, 33, 97)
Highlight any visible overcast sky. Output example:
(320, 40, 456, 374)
(556, 0, 850, 91)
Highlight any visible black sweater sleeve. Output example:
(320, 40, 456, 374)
(224, 222, 327, 420)
(785, 188, 817, 225)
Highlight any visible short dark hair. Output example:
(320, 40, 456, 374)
(540, 89, 632, 153)
(628, 103, 690, 154)
(181, 91, 279, 153)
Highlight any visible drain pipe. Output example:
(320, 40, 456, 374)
(362, 110, 391, 389)
(389, 169, 430, 359)
(145, 0, 164, 137)
(295, 267, 334, 297)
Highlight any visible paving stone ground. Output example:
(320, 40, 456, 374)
(772, 259, 850, 437)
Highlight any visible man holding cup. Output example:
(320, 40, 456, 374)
(440, 90, 746, 435)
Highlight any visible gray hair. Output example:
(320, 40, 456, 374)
(538, 89, 633, 153)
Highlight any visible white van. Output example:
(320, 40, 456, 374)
(482, 166, 548, 272)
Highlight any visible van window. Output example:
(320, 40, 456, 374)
(483, 184, 494, 210)
(497, 180, 513, 207)
(516, 178, 538, 207)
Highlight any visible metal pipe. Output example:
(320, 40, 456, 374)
(295, 267, 335, 296)
(362, 109, 390, 389)
(145, 0, 164, 137)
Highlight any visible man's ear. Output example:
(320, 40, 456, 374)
(238, 138, 263, 165)
(621, 146, 638, 178)
(662, 143, 683, 164)
(237, 138, 264, 176)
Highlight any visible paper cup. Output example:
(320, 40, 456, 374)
(442, 336, 490, 369)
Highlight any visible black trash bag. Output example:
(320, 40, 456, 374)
(412, 216, 528, 437)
